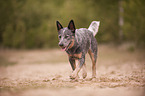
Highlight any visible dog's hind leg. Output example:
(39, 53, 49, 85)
(88, 48, 97, 78)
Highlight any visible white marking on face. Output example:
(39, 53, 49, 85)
(63, 30, 65, 34)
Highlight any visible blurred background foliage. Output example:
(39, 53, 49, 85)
(0, 0, 145, 49)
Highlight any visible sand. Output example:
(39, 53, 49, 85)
(0, 44, 145, 96)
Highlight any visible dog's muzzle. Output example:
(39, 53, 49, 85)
(59, 41, 72, 51)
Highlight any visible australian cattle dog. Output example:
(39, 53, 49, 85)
(56, 20, 100, 80)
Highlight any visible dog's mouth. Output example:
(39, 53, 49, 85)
(61, 46, 67, 51)
(60, 41, 72, 51)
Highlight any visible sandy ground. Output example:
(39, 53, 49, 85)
(0, 44, 145, 96)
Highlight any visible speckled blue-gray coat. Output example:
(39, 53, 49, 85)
(56, 20, 100, 80)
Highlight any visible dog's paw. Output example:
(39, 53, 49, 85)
(70, 74, 76, 79)
(70, 73, 78, 80)
(70, 78, 78, 82)
(82, 72, 87, 79)
(90, 77, 98, 82)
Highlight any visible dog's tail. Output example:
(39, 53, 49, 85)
(88, 21, 100, 36)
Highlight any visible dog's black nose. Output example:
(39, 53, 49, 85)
(59, 43, 64, 47)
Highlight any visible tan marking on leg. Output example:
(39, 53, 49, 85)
(88, 49, 96, 78)
(82, 63, 87, 79)
(92, 60, 96, 78)
(88, 49, 95, 62)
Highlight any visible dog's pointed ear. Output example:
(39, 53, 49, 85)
(56, 21, 63, 31)
(68, 20, 75, 33)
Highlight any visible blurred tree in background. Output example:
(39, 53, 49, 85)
(123, 0, 145, 46)
(0, 0, 145, 49)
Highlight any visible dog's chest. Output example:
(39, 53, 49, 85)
(68, 53, 82, 59)
(66, 46, 82, 59)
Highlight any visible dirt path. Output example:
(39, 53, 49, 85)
(0, 45, 145, 96)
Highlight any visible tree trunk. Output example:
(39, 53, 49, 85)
(119, 0, 124, 43)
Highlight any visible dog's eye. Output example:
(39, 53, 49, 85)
(58, 35, 61, 39)
(65, 35, 69, 39)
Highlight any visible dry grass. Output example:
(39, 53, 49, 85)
(0, 44, 145, 96)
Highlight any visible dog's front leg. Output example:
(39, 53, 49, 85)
(70, 57, 85, 80)
(82, 63, 87, 79)
(69, 57, 76, 71)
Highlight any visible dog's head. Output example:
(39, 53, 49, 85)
(56, 20, 75, 51)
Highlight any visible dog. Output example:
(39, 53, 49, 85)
(56, 20, 100, 80)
